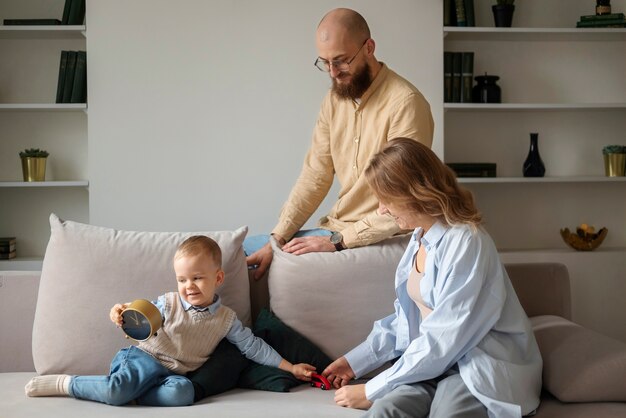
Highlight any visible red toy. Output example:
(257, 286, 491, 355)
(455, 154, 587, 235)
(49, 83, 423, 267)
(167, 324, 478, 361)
(310, 373, 331, 390)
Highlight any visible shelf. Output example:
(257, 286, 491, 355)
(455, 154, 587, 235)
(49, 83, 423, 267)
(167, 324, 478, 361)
(457, 176, 626, 184)
(444, 103, 626, 111)
(0, 104, 87, 112)
(0, 25, 85, 39)
(0, 181, 88, 188)
(444, 27, 626, 42)
(0, 257, 43, 271)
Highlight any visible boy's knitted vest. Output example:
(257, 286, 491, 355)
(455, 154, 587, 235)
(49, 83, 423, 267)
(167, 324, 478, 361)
(139, 292, 236, 374)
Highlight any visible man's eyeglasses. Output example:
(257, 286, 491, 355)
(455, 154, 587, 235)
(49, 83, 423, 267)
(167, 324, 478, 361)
(314, 39, 368, 73)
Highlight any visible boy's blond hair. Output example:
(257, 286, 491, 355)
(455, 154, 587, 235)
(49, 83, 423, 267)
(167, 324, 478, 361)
(174, 235, 222, 267)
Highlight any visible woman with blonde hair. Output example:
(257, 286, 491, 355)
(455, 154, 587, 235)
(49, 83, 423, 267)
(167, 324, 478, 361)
(323, 138, 542, 418)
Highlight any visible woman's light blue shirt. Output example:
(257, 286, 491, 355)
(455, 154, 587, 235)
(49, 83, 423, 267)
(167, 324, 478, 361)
(344, 222, 542, 418)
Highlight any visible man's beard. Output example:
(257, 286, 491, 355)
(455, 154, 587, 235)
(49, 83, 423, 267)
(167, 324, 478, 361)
(331, 63, 372, 100)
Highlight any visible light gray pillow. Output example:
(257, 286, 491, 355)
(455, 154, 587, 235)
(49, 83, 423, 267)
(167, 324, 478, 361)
(268, 234, 410, 361)
(531, 315, 626, 402)
(32, 214, 250, 375)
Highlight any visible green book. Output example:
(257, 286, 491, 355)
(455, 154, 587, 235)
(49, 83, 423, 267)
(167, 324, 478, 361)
(580, 13, 625, 21)
(61, 0, 72, 25)
(70, 51, 87, 103)
(0, 237, 16, 244)
(454, 0, 466, 26)
(577, 19, 626, 27)
(67, 0, 86, 25)
(444, 0, 451, 26)
(3, 19, 61, 25)
(444, 52, 453, 103)
(451, 52, 462, 103)
(463, 0, 475, 27)
(62, 51, 78, 103)
(460, 52, 474, 103)
(56, 50, 68, 103)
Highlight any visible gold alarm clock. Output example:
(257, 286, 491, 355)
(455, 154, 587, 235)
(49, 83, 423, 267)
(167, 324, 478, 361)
(121, 299, 162, 341)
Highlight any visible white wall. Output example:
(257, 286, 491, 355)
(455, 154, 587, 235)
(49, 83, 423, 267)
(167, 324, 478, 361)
(87, 0, 443, 234)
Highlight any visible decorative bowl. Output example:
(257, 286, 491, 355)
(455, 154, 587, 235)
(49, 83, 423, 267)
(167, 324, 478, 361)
(560, 225, 608, 251)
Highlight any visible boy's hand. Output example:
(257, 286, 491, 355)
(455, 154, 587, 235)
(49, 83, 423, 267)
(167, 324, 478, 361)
(109, 303, 129, 327)
(291, 363, 316, 381)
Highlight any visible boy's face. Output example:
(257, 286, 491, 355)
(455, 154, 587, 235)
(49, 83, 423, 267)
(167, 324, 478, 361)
(174, 253, 224, 308)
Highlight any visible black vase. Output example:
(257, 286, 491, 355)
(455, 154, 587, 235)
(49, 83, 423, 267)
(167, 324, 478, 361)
(523, 133, 545, 177)
(492, 4, 515, 27)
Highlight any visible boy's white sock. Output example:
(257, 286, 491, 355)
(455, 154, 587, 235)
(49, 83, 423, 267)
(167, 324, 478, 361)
(25, 375, 71, 397)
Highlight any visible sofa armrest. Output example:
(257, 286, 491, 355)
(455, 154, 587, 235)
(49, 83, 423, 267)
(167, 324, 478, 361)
(505, 263, 572, 320)
(531, 315, 626, 403)
(0, 271, 40, 372)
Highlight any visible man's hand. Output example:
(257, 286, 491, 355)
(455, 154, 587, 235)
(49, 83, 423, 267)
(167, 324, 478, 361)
(246, 242, 274, 280)
(334, 384, 372, 410)
(281, 236, 336, 255)
(322, 356, 355, 389)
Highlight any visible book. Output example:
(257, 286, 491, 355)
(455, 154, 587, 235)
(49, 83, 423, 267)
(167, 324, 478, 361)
(580, 13, 625, 21)
(0, 243, 16, 253)
(0, 237, 16, 245)
(67, 0, 86, 25)
(460, 52, 474, 103)
(576, 19, 626, 27)
(451, 52, 462, 103)
(463, 0, 475, 27)
(444, 0, 452, 26)
(0, 251, 17, 260)
(61, 0, 73, 24)
(62, 51, 78, 103)
(444, 52, 453, 103)
(56, 51, 69, 103)
(454, 0, 466, 27)
(70, 51, 87, 103)
(3, 19, 61, 25)
(447, 163, 497, 178)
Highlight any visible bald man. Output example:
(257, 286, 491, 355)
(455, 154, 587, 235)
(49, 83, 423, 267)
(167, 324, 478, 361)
(245, 8, 434, 279)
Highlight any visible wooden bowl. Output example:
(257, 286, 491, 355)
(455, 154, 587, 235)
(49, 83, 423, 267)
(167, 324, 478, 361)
(560, 227, 608, 251)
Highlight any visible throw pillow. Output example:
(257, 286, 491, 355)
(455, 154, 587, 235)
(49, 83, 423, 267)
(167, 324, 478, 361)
(531, 315, 626, 402)
(268, 234, 410, 360)
(237, 309, 333, 392)
(32, 214, 250, 375)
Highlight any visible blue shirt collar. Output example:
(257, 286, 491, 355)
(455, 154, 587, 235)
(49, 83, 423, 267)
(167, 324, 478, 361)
(412, 221, 449, 250)
(179, 294, 221, 314)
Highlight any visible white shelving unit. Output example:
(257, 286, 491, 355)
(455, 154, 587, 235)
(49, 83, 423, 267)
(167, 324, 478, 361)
(0, 11, 88, 269)
(443, 1, 626, 251)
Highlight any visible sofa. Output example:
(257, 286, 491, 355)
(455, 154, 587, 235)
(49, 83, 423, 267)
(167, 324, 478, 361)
(1, 214, 625, 417)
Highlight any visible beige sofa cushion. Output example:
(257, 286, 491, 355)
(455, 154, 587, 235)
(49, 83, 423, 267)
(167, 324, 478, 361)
(268, 234, 410, 361)
(531, 315, 626, 402)
(32, 214, 250, 375)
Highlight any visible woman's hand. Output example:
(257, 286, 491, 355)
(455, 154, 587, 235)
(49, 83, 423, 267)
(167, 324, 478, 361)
(109, 303, 129, 327)
(322, 356, 355, 388)
(334, 384, 372, 410)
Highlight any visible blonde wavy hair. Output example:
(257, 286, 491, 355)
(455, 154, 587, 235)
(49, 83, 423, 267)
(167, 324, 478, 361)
(175, 235, 222, 267)
(365, 138, 482, 227)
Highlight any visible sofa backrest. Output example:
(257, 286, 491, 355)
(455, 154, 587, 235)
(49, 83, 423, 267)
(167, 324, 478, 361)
(505, 262, 572, 320)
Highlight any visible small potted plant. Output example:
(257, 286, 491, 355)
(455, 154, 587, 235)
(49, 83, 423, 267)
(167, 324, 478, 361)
(493, 0, 515, 27)
(19, 148, 49, 182)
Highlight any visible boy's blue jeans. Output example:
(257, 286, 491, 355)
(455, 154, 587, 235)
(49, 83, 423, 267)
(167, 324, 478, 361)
(69, 346, 194, 406)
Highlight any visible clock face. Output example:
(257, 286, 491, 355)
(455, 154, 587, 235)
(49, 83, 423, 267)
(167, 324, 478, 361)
(121, 309, 152, 341)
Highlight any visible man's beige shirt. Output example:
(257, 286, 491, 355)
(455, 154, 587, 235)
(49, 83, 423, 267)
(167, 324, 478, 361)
(272, 64, 434, 248)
